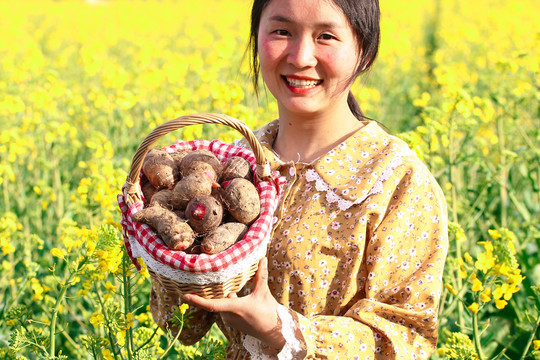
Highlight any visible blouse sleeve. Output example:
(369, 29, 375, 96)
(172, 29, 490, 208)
(246, 161, 448, 359)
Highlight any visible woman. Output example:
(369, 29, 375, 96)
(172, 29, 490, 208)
(150, 0, 448, 358)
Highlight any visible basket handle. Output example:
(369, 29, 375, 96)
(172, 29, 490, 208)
(123, 113, 271, 207)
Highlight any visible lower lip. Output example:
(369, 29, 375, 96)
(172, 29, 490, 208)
(283, 78, 321, 94)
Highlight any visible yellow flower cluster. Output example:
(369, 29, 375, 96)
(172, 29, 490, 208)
(0, 212, 22, 256)
(465, 228, 525, 312)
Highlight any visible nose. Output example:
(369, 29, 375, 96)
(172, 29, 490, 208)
(287, 36, 317, 68)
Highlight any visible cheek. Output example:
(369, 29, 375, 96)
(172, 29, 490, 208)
(320, 48, 359, 78)
(258, 37, 285, 67)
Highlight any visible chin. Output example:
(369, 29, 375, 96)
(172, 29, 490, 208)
(279, 100, 324, 117)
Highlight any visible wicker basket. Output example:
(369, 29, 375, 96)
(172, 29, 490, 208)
(119, 113, 281, 299)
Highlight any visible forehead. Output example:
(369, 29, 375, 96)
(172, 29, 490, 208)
(260, 0, 349, 27)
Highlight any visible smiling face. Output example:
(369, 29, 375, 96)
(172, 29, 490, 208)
(257, 0, 360, 119)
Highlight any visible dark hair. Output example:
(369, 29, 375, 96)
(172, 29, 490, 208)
(248, 0, 380, 120)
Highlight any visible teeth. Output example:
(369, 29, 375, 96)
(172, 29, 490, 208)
(285, 77, 322, 88)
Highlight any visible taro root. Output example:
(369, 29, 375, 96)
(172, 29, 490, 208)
(185, 195, 223, 234)
(221, 156, 252, 182)
(132, 205, 195, 251)
(221, 178, 261, 225)
(141, 180, 158, 207)
(201, 222, 248, 255)
(142, 148, 179, 189)
(149, 189, 173, 209)
(170, 150, 189, 167)
(179, 150, 223, 182)
(171, 172, 216, 210)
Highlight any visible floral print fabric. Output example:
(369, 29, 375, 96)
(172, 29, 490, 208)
(149, 120, 448, 359)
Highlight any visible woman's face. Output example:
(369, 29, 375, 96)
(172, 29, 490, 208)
(257, 0, 360, 119)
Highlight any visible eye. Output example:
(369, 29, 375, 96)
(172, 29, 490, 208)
(319, 33, 336, 40)
(274, 29, 290, 36)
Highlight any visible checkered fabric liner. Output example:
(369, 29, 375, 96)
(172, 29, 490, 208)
(118, 139, 284, 274)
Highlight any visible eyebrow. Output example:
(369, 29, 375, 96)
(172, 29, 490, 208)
(268, 14, 342, 29)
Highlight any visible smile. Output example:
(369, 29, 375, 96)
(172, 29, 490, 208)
(282, 76, 323, 89)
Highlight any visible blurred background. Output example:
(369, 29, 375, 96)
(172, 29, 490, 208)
(0, 0, 538, 359)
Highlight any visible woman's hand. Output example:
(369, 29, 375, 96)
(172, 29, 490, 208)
(182, 257, 285, 350)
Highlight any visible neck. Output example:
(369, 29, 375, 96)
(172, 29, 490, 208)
(273, 107, 363, 163)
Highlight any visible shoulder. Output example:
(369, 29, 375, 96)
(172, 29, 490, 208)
(310, 122, 446, 210)
(234, 120, 279, 150)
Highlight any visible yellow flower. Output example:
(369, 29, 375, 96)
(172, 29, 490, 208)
(482, 241, 494, 252)
(179, 303, 189, 315)
(496, 263, 512, 277)
(102, 349, 114, 360)
(464, 252, 473, 265)
(488, 229, 502, 240)
(468, 302, 480, 313)
(135, 312, 149, 324)
(31, 278, 47, 301)
(504, 284, 520, 300)
(493, 284, 505, 300)
(89, 312, 105, 328)
(105, 281, 116, 293)
(533, 340, 540, 351)
(495, 299, 508, 309)
(413, 92, 431, 107)
(137, 258, 150, 280)
(507, 271, 525, 286)
(480, 287, 491, 303)
(50, 247, 67, 259)
(125, 313, 133, 329)
(445, 283, 458, 296)
(86, 239, 96, 255)
(472, 278, 484, 292)
(116, 331, 126, 346)
(475, 250, 495, 273)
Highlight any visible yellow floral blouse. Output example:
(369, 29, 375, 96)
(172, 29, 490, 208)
(149, 120, 449, 360)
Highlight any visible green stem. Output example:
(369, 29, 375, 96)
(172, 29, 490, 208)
(447, 105, 465, 329)
(49, 256, 88, 357)
(158, 320, 184, 360)
(519, 312, 540, 360)
(472, 310, 484, 360)
(96, 286, 123, 360)
(122, 255, 134, 360)
(496, 111, 508, 228)
(134, 325, 160, 352)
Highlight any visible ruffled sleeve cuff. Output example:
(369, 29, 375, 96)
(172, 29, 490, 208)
(242, 304, 307, 359)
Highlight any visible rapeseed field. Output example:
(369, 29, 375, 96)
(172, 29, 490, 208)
(0, 0, 538, 358)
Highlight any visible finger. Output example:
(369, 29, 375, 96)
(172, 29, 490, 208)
(227, 292, 238, 298)
(183, 293, 235, 313)
(253, 257, 269, 295)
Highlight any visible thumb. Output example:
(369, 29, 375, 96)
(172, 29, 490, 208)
(252, 257, 270, 295)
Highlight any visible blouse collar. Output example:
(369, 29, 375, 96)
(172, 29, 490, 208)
(254, 119, 413, 210)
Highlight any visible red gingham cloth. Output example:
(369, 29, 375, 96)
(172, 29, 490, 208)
(118, 139, 284, 273)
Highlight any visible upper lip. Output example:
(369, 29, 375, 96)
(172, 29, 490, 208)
(282, 75, 322, 81)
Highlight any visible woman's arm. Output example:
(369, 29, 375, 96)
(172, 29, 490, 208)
(183, 257, 288, 350)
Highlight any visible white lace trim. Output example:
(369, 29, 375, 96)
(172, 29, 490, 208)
(243, 305, 304, 360)
(305, 150, 408, 211)
(129, 233, 270, 285)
